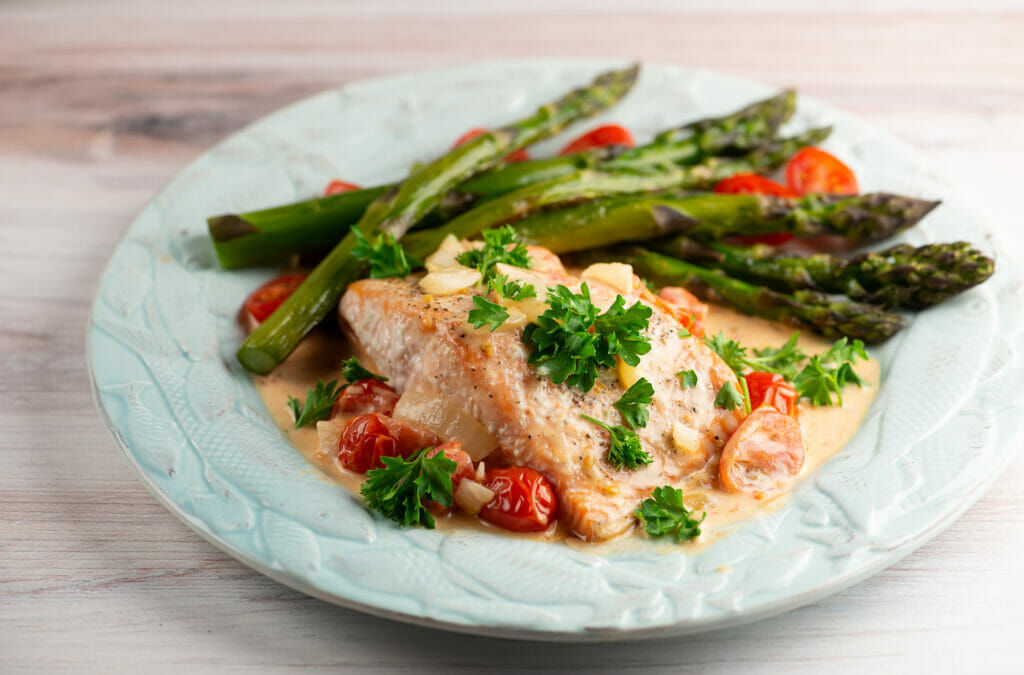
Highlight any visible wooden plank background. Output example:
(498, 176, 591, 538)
(2, 2, 1022, 672)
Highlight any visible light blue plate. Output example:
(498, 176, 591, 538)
(88, 60, 1024, 640)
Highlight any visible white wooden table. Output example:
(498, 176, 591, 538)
(3, 2, 1023, 672)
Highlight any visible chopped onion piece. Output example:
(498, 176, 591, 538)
(424, 234, 471, 272)
(454, 479, 496, 516)
(316, 417, 346, 455)
(582, 262, 635, 295)
(419, 268, 481, 296)
(392, 391, 498, 461)
(671, 421, 702, 455)
(475, 461, 486, 482)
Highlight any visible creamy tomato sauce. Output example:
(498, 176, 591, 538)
(254, 305, 878, 550)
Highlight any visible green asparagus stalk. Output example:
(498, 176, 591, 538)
(236, 64, 640, 374)
(208, 186, 390, 269)
(580, 246, 906, 343)
(401, 128, 833, 261)
(662, 238, 994, 309)
(208, 90, 799, 269)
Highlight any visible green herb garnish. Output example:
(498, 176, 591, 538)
(456, 225, 531, 283)
(488, 273, 536, 301)
(350, 225, 419, 279)
(360, 447, 456, 529)
(635, 486, 705, 542)
(523, 283, 652, 393)
(287, 378, 342, 428)
(467, 296, 510, 332)
(613, 377, 654, 430)
(713, 380, 746, 411)
(580, 414, 652, 471)
(677, 369, 698, 388)
(341, 356, 387, 384)
(792, 337, 868, 406)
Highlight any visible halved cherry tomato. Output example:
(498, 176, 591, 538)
(785, 147, 858, 196)
(338, 413, 441, 474)
(714, 174, 797, 245)
(451, 127, 530, 163)
(558, 124, 634, 156)
(333, 378, 400, 417)
(714, 173, 797, 197)
(744, 371, 800, 419)
(478, 467, 557, 532)
(324, 179, 361, 196)
(243, 273, 307, 323)
(719, 408, 805, 496)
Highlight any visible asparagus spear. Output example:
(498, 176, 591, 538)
(401, 128, 833, 261)
(580, 246, 906, 343)
(237, 64, 640, 374)
(663, 238, 994, 309)
(208, 90, 799, 269)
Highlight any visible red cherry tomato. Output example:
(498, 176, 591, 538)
(714, 174, 797, 245)
(243, 274, 307, 323)
(338, 413, 441, 474)
(714, 173, 797, 197)
(324, 179, 361, 196)
(451, 127, 530, 163)
(333, 379, 399, 417)
(719, 408, 805, 496)
(558, 124, 634, 156)
(478, 467, 557, 532)
(785, 147, 858, 196)
(744, 371, 800, 419)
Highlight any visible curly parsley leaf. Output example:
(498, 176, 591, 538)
(467, 295, 509, 332)
(793, 337, 868, 406)
(613, 377, 655, 430)
(360, 447, 457, 529)
(635, 486, 706, 542)
(287, 378, 342, 428)
(341, 357, 387, 384)
(523, 283, 651, 393)
(745, 332, 807, 380)
(350, 225, 420, 279)
(488, 273, 536, 301)
(456, 225, 531, 283)
(581, 414, 652, 471)
(704, 332, 749, 377)
(677, 369, 698, 388)
(713, 380, 746, 411)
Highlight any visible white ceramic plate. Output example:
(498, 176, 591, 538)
(88, 59, 1023, 640)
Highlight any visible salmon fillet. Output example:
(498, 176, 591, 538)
(339, 252, 741, 541)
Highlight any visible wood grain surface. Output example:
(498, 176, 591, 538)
(2, 2, 1023, 673)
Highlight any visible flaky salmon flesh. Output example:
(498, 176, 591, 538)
(339, 248, 742, 542)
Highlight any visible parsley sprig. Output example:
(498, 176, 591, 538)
(287, 357, 387, 428)
(580, 414, 652, 471)
(635, 486, 706, 542)
(523, 283, 652, 393)
(456, 225, 532, 283)
(793, 338, 867, 406)
(467, 296, 509, 332)
(677, 369, 698, 388)
(613, 378, 654, 430)
(704, 330, 865, 407)
(488, 273, 536, 301)
(713, 380, 746, 412)
(360, 447, 457, 529)
(287, 379, 342, 429)
(350, 225, 420, 279)
(341, 356, 387, 384)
